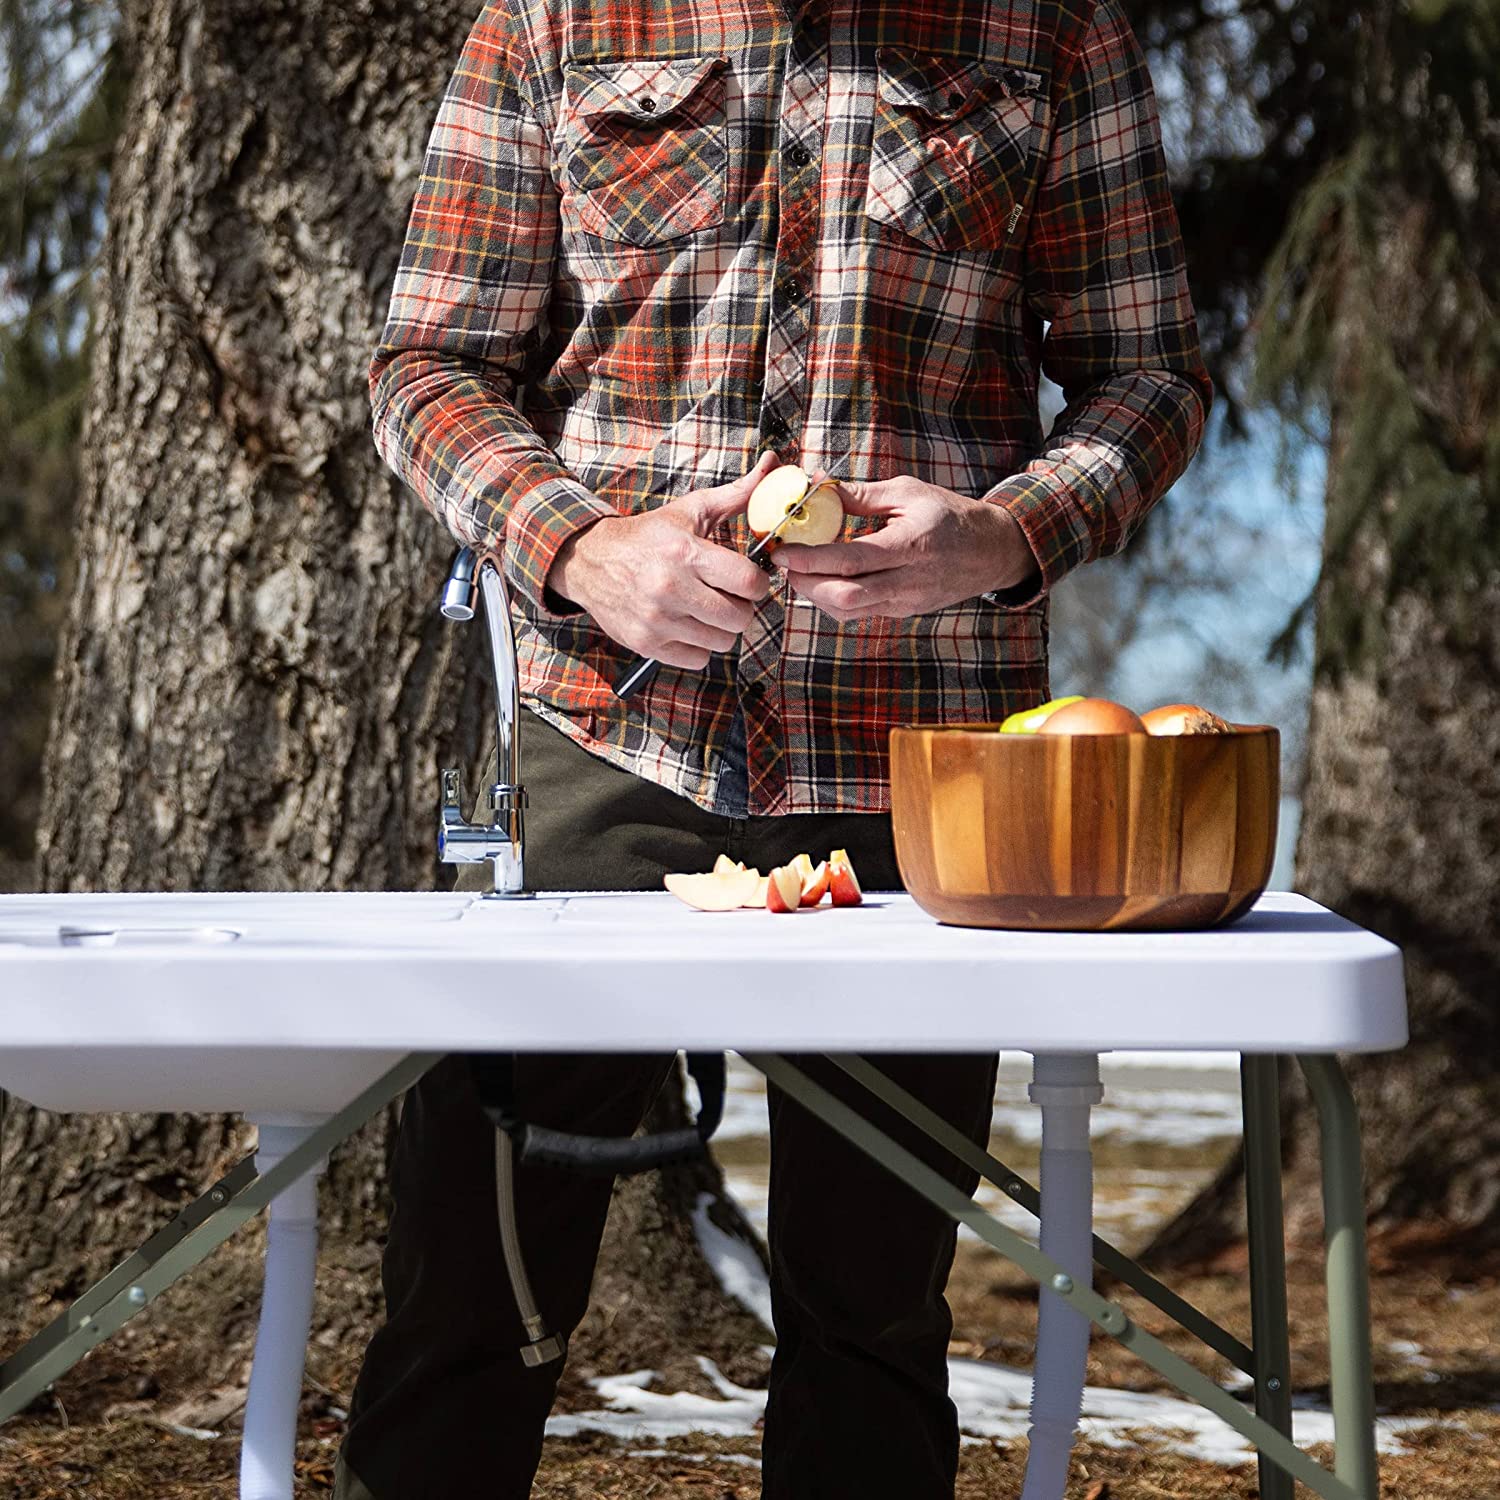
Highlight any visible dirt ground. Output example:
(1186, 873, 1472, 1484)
(3, 1237, 1498, 1499)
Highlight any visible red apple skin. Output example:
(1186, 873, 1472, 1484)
(827, 849, 863, 907)
(766, 865, 804, 914)
(800, 860, 830, 907)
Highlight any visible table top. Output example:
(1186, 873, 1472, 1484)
(0, 888, 1408, 1056)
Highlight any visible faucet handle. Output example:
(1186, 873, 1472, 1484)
(441, 767, 464, 813)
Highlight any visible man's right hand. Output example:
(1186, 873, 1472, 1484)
(548, 451, 779, 670)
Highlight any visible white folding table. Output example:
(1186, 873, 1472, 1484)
(0, 888, 1407, 1499)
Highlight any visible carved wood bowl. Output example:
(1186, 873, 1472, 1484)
(890, 723, 1280, 931)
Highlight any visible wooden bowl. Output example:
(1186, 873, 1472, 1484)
(890, 723, 1279, 931)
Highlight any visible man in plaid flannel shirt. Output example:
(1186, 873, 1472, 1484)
(337, 0, 1211, 1494)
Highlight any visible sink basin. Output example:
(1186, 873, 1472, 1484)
(0, 891, 479, 946)
(0, 892, 482, 1112)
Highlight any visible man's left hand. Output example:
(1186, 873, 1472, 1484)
(775, 475, 1041, 621)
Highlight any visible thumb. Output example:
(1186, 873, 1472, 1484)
(691, 449, 781, 527)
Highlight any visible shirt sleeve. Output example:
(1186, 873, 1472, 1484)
(979, 0, 1214, 611)
(367, 2, 614, 617)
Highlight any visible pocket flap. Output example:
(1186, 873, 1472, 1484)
(565, 55, 727, 123)
(875, 46, 1042, 120)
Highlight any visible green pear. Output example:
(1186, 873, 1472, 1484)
(999, 695, 1084, 734)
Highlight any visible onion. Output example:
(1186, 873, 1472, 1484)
(1140, 703, 1232, 736)
(1036, 698, 1147, 735)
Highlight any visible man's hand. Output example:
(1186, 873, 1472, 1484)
(775, 475, 1041, 621)
(548, 451, 778, 669)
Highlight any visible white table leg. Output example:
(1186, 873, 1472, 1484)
(1020, 1053, 1103, 1500)
(239, 1114, 330, 1500)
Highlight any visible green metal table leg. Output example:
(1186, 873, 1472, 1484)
(1242, 1054, 1295, 1500)
(743, 1051, 1366, 1500)
(1299, 1055, 1380, 1498)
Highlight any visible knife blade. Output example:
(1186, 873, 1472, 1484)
(613, 452, 854, 700)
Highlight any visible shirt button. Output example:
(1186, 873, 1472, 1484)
(780, 277, 803, 304)
(639, 96, 656, 112)
(787, 142, 811, 168)
(947, 91, 964, 109)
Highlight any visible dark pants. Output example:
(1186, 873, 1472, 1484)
(336, 709, 998, 1499)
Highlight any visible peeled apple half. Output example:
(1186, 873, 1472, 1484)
(747, 464, 845, 549)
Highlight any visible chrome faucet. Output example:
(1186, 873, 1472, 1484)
(437, 547, 530, 898)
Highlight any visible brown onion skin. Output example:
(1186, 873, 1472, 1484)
(1036, 698, 1147, 735)
(1140, 703, 1232, 735)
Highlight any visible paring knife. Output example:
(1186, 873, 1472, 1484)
(612, 453, 853, 700)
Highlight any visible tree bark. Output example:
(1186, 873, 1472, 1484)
(7, 0, 766, 1413)
(1142, 381, 1500, 1277)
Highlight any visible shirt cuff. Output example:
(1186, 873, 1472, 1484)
(978, 472, 1087, 612)
(501, 476, 618, 618)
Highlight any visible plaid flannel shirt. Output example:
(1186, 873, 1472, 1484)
(370, 0, 1212, 815)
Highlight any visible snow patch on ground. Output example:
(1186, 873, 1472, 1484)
(546, 1357, 764, 1441)
(691, 1191, 774, 1332)
(719, 1052, 1245, 1154)
(547, 1355, 1453, 1467)
(991, 1089, 1243, 1148)
(946, 1358, 1445, 1464)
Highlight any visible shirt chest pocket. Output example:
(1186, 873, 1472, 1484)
(559, 55, 729, 247)
(864, 48, 1047, 254)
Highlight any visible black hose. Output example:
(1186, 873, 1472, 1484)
(470, 1052, 726, 1175)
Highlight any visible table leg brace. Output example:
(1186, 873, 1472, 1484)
(239, 1116, 330, 1500)
(743, 1051, 1369, 1500)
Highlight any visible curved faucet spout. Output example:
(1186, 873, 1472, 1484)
(436, 546, 529, 897)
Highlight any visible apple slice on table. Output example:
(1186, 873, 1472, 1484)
(664, 867, 761, 911)
(709, 851, 769, 906)
(781, 852, 831, 907)
(827, 848, 863, 907)
(765, 864, 806, 914)
(800, 858, 831, 907)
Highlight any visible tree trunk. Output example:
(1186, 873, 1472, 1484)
(7, 0, 765, 1416)
(1142, 432, 1500, 1276)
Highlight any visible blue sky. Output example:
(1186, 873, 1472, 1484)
(1044, 400, 1326, 889)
